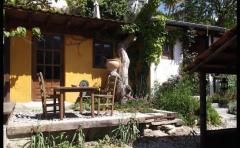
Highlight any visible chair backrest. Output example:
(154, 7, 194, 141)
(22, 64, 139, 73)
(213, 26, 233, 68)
(104, 75, 118, 96)
(37, 72, 47, 102)
(79, 80, 89, 96)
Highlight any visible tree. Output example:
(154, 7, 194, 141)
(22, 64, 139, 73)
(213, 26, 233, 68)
(171, 0, 237, 28)
(66, 0, 130, 21)
(162, 0, 183, 16)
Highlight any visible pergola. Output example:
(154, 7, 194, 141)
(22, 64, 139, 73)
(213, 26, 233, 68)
(186, 26, 239, 147)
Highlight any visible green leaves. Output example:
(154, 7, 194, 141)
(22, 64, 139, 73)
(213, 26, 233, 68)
(112, 118, 140, 144)
(4, 27, 41, 38)
(4, 26, 27, 37)
(121, 23, 139, 34)
(32, 27, 42, 38)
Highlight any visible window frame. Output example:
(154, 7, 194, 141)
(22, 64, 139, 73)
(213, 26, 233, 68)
(93, 39, 113, 68)
(33, 34, 63, 80)
(162, 43, 174, 60)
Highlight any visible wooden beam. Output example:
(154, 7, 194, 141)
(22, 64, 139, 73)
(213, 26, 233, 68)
(199, 72, 207, 148)
(199, 65, 237, 74)
(237, 33, 240, 148)
(189, 35, 237, 73)
(3, 38, 10, 102)
(64, 17, 72, 29)
(44, 14, 51, 29)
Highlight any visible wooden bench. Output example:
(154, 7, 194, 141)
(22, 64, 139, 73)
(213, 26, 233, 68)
(4, 102, 15, 125)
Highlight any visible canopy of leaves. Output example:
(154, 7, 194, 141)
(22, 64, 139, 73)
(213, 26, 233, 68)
(66, 0, 130, 21)
(164, 0, 237, 28)
(5, 0, 52, 10)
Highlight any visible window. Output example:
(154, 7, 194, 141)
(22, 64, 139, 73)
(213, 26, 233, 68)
(35, 35, 62, 80)
(162, 44, 173, 59)
(93, 40, 113, 68)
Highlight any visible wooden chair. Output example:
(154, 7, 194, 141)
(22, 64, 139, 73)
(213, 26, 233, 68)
(93, 75, 118, 116)
(37, 72, 60, 118)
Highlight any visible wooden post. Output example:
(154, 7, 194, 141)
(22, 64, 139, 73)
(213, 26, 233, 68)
(53, 91, 56, 113)
(199, 72, 207, 148)
(237, 41, 240, 148)
(91, 93, 95, 117)
(60, 92, 64, 120)
(79, 92, 83, 114)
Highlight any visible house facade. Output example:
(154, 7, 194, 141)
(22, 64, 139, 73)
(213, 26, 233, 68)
(3, 6, 125, 103)
(150, 21, 227, 90)
(3, 6, 227, 103)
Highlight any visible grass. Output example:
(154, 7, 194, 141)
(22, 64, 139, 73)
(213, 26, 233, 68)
(27, 118, 140, 148)
(115, 99, 157, 113)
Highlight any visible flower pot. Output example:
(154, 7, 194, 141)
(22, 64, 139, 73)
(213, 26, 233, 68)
(106, 58, 121, 72)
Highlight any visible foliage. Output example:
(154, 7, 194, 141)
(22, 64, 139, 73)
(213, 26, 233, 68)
(4, 0, 45, 38)
(228, 100, 237, 115)
(206, 101, 221, 126)
(161, 0, 183, 16)
(122, 0, 168, 65)
(4, 0, 52, 10)
(99, 0, 130, 21)
(65, 0, 92, 16)
(152, 75, 221, 126)
(4, 26, 26, 37)
(115, 99, 155, 113)
(171, 0, 237, 28)
(112, 118, 140, 144)
(180, 29, 198, 68)
(153, 75, 199, 125)
(29, 127, 85, 148)
(95, 135, 125, 148)
(208, 93, 221, 103)
(66, 0, 130, 21)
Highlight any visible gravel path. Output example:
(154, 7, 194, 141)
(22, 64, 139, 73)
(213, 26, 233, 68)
(208, 103, 236, 130)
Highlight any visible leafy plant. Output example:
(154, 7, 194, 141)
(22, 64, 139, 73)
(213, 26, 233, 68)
(206, 101, 221, 126)
(153, 75, 221, 126)
(29, 127, 85, 148)
(115, 99, 155, 113)
(228, 100, 237, 115)
(112, 118, 140, 144)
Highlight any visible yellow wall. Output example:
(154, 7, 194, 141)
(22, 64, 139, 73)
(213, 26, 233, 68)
(9, 33, 109, 103)
(10, 31, 32, 102)
(64, 35, 108, 102)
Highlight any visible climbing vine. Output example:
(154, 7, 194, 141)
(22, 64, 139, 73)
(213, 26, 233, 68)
(120, 0, 168, 98)
(122, 0, 167, 65)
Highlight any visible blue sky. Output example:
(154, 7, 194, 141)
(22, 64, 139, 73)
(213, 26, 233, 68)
(158, 4, 166, 12)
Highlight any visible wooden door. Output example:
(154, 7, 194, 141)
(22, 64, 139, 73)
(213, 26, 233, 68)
(32, 35, 63, 101)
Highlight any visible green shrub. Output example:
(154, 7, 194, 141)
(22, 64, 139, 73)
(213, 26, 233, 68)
(112, 118, 140, 144)
(153, 76, 199, 125)
(228, 100, 237, 115)
(29, 127, 85, 148)
(115, 99, 155, 113)
(208, 92, 234, 108)
(153, 75, 221, 126)
(208, 93, 221, 103)
(207, 101, 221, 126)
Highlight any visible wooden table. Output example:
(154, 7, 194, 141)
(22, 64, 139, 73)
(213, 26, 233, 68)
(53, 87, 98, 120)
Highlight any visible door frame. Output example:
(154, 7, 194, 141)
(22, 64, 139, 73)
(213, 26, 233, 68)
(31, 33, 65, 101)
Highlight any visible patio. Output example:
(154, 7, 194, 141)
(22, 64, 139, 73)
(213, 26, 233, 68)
(6, 102, 177, 138)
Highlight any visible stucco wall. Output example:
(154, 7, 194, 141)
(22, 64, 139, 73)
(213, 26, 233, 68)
(10, 31, 32, 102)
(150, 39, 183, 89)
(64, 35, 108, 102)
(9, 33, 110, 103)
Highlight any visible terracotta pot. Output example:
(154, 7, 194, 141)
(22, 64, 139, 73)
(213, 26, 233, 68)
(106, 58, 121, 72)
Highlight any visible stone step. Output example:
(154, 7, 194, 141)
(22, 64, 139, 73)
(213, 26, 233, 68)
(151, 118, 183, 126)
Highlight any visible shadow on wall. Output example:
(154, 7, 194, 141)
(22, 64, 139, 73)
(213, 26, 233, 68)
(64, 36, 110, 88)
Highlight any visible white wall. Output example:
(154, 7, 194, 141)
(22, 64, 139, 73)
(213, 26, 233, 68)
(150, 39, 183, 89)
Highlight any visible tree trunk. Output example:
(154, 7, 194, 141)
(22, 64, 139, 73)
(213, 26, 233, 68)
(115, 35, 135, 103)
